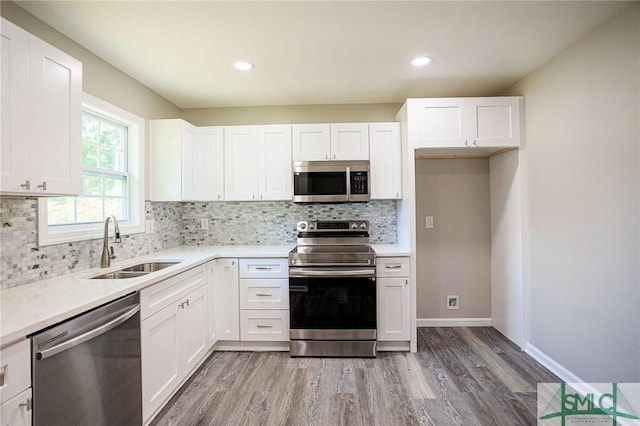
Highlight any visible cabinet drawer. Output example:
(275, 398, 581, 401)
(376, 257, 410, 277)
(1, 388, 32, 426)
(141, 265, 207, 319)
(240, 279, 289, 310)
(239, 258, 288, 278)
(240, 310, 289, 342)
(0, 339, 30, 404)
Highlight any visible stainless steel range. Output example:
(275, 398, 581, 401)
(289, 220, 377, 357)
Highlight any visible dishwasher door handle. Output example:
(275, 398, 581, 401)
(36, 303, 140, 361)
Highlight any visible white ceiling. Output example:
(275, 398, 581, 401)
(16, 1, 630, 109)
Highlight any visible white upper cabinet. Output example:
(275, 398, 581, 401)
(185, 126, 224, 201)
(413, 97, 521, 149)
(330, 124, 369, 160)
(258, 125, 292, 200)
(225, 125, 292, 201)
(1, 18, 82, 196)
(291, 124, 330, 161)
(224, 126, 259, 201)
(292, 123, 369, 161)
(369, 123, 401, 199)
(150, 119, 224, 201)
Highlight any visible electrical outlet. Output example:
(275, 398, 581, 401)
(145, 219, 155, 234)
(426, 216, 434, 229)
(447, 295, 459, 310)
(200, 218, 209, 230)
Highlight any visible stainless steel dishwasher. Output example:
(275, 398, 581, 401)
(31, 292, 142, 426)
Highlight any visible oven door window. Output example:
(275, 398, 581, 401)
(293, 171, 347, 196)
(290, 276, 376, 329)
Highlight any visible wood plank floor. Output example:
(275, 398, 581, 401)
(151, 327, 558, 426)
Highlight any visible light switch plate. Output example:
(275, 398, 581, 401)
(145, 219, 155, 234)
(201, 218, 209, 230)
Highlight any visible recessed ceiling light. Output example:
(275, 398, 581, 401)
(234, 61, 254, 71)
(411, 56, 432, 67)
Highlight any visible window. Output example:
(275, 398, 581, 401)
(38, 93, 145, 245)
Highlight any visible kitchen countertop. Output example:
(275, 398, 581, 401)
(0, 243, 410, 347)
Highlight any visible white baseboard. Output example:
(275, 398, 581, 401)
(417, 318, 492, 327)
(524, 342, 586, 384)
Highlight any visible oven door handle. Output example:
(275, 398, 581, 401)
(289, 268, 375, 278)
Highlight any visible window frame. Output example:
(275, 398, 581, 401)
(38, 93, 145, 246)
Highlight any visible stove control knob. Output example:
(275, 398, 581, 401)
(350, 223, 358, 229)
(299, 222, 306, 230)
(360, 222, 367, 229)
(308, 223, 316, 230)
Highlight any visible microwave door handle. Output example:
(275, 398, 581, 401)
(346, 166, 351, 200)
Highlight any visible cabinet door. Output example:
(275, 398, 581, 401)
(377, 278, 410, 341)
(330, 123, 369, 160)
(469, 97, 521, 147)
(179, 121, 198, 200)
(0, 18, 30, 193)
(1, 389, 32, 426)
(292, 124, 330, 161)
(180, 285, 208, 376)
(415, 98, 465, 148)
(184, 126, 224, 201)
(214, 259, 240, 340)
(141, 304, 180, 422)
(369, 123, 401, 199)
(224, 126, 259, 200)
(258, 125, 292, 200)
(150, 119, 184, 201)
(207, 261, 217, 347)
(28, 35, 82, 195)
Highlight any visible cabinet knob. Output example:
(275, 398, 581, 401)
(252, 194, 255, 199)
(333, 154, 337, 159)
(464, 140, 469, 146)
(37, 181, 47, 191)
(19, 397, 33, 411)
(396, 192, 399, 198)
(473, 140, 478, 146)
(325, 154, 329, 160)
(20, 180, 31, 190)
(405, 280, 408, 285)
(0, 365, 5, 386)
(217, 194, 221, 200)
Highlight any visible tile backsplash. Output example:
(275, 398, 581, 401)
(0, 200, 182, 290)
(0, 199, 397, 289)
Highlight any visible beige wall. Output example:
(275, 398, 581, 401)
(181, 103, 402, 126)
(505, 3, 640, 381)
(415, 158, 492, 319)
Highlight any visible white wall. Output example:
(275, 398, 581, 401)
(506, 3, 640, 382)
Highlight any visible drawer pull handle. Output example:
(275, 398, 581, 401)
(255, 266, 272, 270)
(0, 365, 5, 386)
(256, 293, 272, 297)
(385, 265, 402, 269)
(257, 325, 273, 328)
(19, 398, 33, 411)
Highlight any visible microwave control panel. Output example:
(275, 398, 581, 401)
(350, 171, 368, 195)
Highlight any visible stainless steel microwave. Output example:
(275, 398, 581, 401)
(292, 160, 370, 203)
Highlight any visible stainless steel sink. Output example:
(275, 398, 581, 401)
(90, 261, 180, 279)
(120, 261, 179, 272)
(91, 271, 150, 280)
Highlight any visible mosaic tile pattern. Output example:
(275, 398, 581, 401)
(0, 199, 182, 289)
(1, 199, 397, 289)
(181, 200, 397, 245)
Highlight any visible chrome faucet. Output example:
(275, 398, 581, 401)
(101, 215, 122, 268)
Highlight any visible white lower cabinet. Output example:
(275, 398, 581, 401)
(141, 266, 209, 423)
(1, 389, 32, 426)
(213, 259, 240, 341)
(238, 259, 289, 342)
(0, 339, 32, 426)
(240, 310, 289, 341)
(376, 257, 411, 341)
